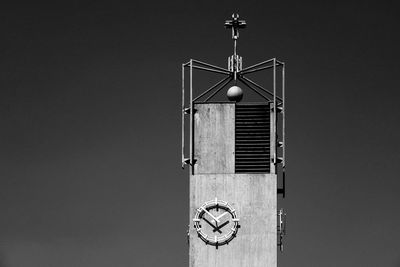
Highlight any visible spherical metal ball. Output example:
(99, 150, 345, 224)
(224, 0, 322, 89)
(227, 85, 243, 102)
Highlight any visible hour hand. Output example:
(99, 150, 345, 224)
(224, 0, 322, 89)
(215, 212, 228, 221)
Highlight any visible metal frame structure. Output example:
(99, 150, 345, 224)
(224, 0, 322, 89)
(181, 14, 286, 197)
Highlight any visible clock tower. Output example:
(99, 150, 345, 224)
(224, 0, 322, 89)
(181, 14, 286, 267)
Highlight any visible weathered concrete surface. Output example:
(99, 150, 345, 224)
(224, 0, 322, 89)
(193, 103, 235, 174)
(189, 174, 277, 267)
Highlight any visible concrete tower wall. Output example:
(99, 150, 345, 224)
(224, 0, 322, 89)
(189, 174, 277, 267)
(193, 103, 235, 174)
(189, 103, 277, 267)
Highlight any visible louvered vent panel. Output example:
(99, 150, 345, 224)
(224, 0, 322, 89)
(235, 104, 270, 173)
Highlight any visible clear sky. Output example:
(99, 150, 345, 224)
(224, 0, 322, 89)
(1, 1, 400, 266)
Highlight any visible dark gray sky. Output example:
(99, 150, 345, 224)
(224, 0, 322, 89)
(1, 1, 400, 266)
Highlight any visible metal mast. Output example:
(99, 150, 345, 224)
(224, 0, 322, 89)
(225, 14, 246, 83)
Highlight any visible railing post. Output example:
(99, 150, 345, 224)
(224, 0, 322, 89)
(182, 64, 185, 168)
(272, 58, 277, 174)
(190, 59, 194, 174)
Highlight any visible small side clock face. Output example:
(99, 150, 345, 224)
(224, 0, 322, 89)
(193, 198, 240, 248)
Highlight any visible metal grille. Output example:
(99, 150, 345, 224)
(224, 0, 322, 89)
(235, 104, 270, 173)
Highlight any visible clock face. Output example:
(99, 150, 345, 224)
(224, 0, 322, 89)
(193, 198, 240, 248)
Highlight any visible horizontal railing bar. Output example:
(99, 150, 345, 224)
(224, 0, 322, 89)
(240, 64, 276, 74)
(240, 59, 276, 72)
(191, 59, 231, 73)
(191, 65, 231, 75)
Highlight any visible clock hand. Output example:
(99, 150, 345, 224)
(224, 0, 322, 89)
(201, 207, 220, 223)
(213, 220, 230, 232)
(203, 217, 222, 234)
(215, 212, 228, 221)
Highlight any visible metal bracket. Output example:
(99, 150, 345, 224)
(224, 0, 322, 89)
(187, 225, 190, 245)
(277, 188, 285, 195)
(277, 209, 286, 252)
(184, 107, 197, 114)
(277, 171, 286, 198)
(182, 158, 197, 166)
(276, 104, 283, 113)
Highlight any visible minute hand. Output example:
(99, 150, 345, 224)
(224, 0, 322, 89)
(201, 207, 220, 223)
